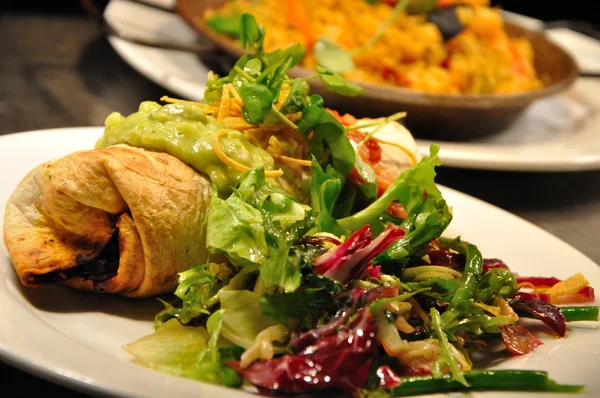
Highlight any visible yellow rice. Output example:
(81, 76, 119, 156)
(203, 0, 543, 94)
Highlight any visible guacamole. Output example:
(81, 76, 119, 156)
(96, 101, 275, 193)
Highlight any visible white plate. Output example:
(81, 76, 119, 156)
(1, 126, 599, 398)
(104, 0, 600, 172)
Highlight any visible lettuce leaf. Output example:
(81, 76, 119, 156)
(124, 312, 242, 388)
(206, 168, 313, 291)
(207, 187, 268, 266)
(123, 318, 208, 376)
(219, 290, 279, 349)
(184, 310, 243, 387)
(237, 168, 310, 229)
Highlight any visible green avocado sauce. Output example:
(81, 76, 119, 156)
(95, 101, 275, 193)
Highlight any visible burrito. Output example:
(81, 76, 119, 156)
(3, 144, 211, 298)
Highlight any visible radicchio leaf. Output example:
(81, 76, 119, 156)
(288, 285, 393, 352)
(228, 308, 378, 394)
(482, 258, 510, 273)
(508, 295, 567, 337)
(313, 224, 405, 284)
(428, 249, 465, 267)
(500, 324, 543, 355)
(515, 276, 561, 286)
(375, 365, 402, 388)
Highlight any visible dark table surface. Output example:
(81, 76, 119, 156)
(2, 8, 600, 398)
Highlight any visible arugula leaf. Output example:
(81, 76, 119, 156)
(291, 243, 329, 271)
(207, 186, 268, 266)
(238, 83, 274, 124)
(430, 307, 469, 387)
(476, 268, 516, 305)
(240, 13, 265, 51)
(267, 55, 294, 99)
(406, 277, 460, 300)
(353, 150, 378, 202)
(432, 239, 511, 334)
(310, 157, 346, 235)
(316, 66, 365, 97)
(329, 145, 451, 272)
(310, 94, 324, 107)
(280, 79, 310, 114)
(302, 273, 345, 295)
(340, 144, 446, 229)
(259, 212, 310, 292)
(333, 182, 358, 219)
(299, 107, 356, 175)
(207, 14, 242, 37)
(260, 288, 338, 327)
(281, 42, 306, 68)
(297, 103, 325, 133)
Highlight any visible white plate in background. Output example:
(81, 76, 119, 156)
(104, 0, 600, 172)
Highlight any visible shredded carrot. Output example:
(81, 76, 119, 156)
(272, 154, 312, 167)
(217, 85, 230, 121)
(372, 137, 419, 166)
(228, 83, 243, 102)
(214, 130, 283, 177)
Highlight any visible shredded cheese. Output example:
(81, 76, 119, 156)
(240, 325, 288, 369)
(213, 130, 283, 177)
(408, 297, 431, 327)
(271, 154, 312, 167)
(494, 296, 519, 324)
(474, 302, 502, 317)
(395, 315, 416, 334)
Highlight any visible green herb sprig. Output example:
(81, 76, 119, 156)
(204, 13, 364, 176)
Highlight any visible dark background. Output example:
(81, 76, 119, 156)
(0, 0, 599, 28)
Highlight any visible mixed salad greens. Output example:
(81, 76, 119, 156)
(123, 14, 599, 397)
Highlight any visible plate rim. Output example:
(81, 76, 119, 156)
(1, 126, 600, 398)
